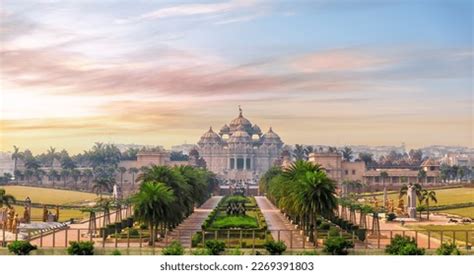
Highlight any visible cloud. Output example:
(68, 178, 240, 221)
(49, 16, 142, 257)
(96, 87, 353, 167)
(117, 0, 260, 24)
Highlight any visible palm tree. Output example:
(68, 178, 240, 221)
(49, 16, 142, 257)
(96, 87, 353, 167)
(118, 167, 127, 189)
(92, 176, 115, 198)
(71, 169, 81, 190)
(420, 189, 437, 220)
(24, 169, 34, 183)
(14, 170, 22, 184)
(293, 144, 307, 161)
(60, 169, 71, 187)
(11, 146, 21, 176)
(132, 182, 175, 246)
(295, 170, 337, 242)
(0, 189, 16, 208)
(128, 167, 139, 187)
(341, 147, 353, 161)
(48, 169, 59, 187)
(380, 171, 389, 206)
(82, 169, 93, 189)
(34, 169, 46, 185)
(47, 146, 57, 167)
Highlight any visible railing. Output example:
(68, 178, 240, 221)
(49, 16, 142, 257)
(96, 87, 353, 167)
(1, 227, 472, 251)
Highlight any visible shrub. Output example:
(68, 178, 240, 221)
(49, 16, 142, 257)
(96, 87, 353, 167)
(67, 241, 95, 255)
(323, 236, 354, 255)
(263, 240, 287, 255)
(192, 248, 210, 255)
(7, 240, 37, 255)
(436, 242, 461, 255)
(386, 213, 397, 222)
(205, 240, 226, 255)
(111, 249, 121, 255)
(162, 241, 185, 255)
(328, 227, 340, 237)
(298, 250, 318, 255)
(229, 248, 243, 255)
(319, 222, 331, 230)
(191, 232, 203, 247)
(385, 235, 424, 255)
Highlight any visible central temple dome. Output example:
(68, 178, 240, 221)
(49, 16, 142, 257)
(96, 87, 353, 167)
(229, 107, 254, 134)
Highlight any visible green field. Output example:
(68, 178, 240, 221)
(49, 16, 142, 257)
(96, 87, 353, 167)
(437, 207, 474, 219)
(1, 185, 100, 205)
(373, 187, 474, 205)
(406, 224, 474, 245)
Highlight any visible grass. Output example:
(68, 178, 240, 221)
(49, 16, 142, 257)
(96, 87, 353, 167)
(406, 224, 474, 245)
(1, 185, 100, 205)
(436, 207, 474, 219)
(10, 205, 87, 222)
(211, 215, 259, 229)
(372, 187, 474, 205)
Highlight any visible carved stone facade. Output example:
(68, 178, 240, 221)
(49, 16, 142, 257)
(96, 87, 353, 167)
(197, 108, 284, 181)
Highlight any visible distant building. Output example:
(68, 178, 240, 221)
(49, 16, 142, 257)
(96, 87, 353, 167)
(197, 107, 284, 181)
(307, 152, 366, 183)
(0, 152, 14, 176)
(171, 144, 197, 155)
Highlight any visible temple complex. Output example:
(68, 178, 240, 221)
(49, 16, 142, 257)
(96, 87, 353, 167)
(197, 107, 284, 182)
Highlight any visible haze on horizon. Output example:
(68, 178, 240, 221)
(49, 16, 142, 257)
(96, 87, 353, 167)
(0, 0, 472, 154)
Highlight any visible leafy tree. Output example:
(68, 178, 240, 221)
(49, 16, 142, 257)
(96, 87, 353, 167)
(0, 188, 16, 208)
(132, 182, 175, 246)
(341, 147, 353, 161)
(358, 152, 374, 166)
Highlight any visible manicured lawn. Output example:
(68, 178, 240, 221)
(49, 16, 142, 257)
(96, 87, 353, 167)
(406, 224, 474, 245)
(1, 185, 101, 205)
(211, 215, 259, 229)
(372, 187, 474, 206)
(437, 207, 474, 219)
(11, 205, 87, 222)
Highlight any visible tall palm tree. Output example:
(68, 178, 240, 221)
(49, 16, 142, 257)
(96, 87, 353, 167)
(82, 169, 93, 189)
(0, 189, 16, 208)
(92, 176, 114, 198)
(60, 169, 71, 187)
(118, 167, 127, 189)
(128, 167, 139, 187)
(71, 169, 81, 190)
(11, 146, 21, 176)
(295, 170, 337, 242)
(48, 169, 59, 187)
(420, 189, 437, 220)
(14, 170, 22, 184)
(132, 182, 175, 246)
(47, 146, 57, 167)
(34, 169, 46, 185)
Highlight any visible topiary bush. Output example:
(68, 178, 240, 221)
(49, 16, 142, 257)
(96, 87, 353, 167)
(7, 240, 37, 255)
(162, 241, 185, 255)
(111, 249, 122, 255)
(67, 241, 95, 255)
(386, 213, 397, 222)
(263, 240, 287, 255)
(385, 235, 424, 255)
(323, 236, 354, 255)
(205, 240, 226, 255)
(436, 242, 461, 255)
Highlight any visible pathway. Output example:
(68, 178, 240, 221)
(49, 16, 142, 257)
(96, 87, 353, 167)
(165, 196, 222, 248)
(255, 196, 311, 249)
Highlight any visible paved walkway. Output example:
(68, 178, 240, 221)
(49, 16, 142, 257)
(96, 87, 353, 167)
(255, 196, 311, 248)
(165, 196, 222, 248)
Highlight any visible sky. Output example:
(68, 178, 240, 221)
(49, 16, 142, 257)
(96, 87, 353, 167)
(0, 0, 472, 154)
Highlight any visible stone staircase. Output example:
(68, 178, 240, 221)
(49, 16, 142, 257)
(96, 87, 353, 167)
(164, 196, 222, 247)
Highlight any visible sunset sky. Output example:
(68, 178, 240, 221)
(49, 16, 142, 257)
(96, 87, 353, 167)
(0, 0, 472, 154)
